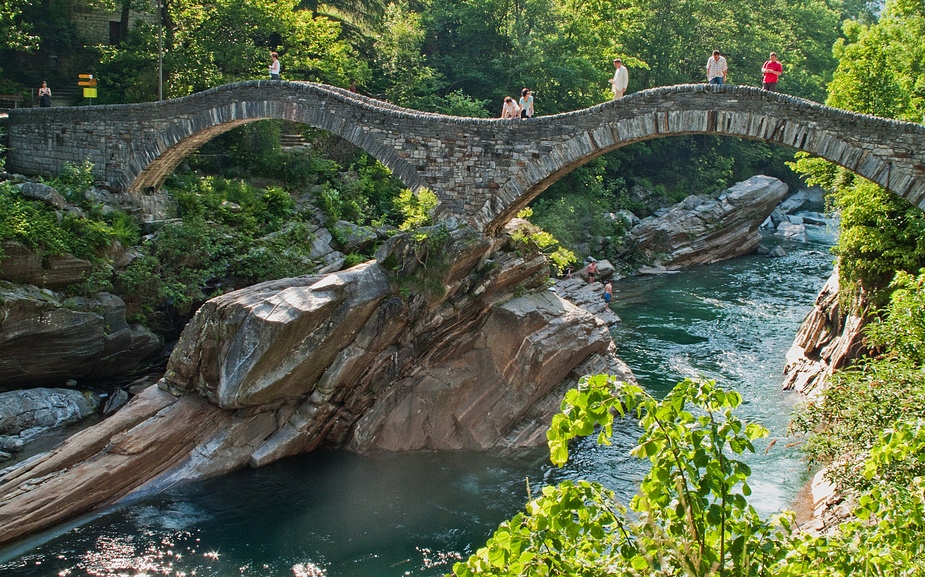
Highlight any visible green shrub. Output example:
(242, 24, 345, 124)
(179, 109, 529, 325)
(792, 269, 925, 494)
(509, 219, 577, 276)
(830, 180, 925, 308)
(49, 160, 95, 204)
(343, 252, 369, 268)
(395, 188, 438, 230)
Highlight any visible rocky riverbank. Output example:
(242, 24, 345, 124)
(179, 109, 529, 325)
(0, 173, 818, 545)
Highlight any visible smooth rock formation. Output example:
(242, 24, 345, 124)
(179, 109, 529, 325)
(627, 175, 789, 268)
(0, 282, 161, 387)
(0, 222, 630, 545)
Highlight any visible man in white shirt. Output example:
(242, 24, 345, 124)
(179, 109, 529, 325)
(610, 58, 629, 99)
(706, 50, 727, 85)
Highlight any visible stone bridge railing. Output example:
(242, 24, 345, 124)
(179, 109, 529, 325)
(7, 82, 925, 234)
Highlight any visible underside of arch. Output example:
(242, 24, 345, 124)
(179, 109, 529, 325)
(126, 100, 422, 194)
(484, 111, 905, 236)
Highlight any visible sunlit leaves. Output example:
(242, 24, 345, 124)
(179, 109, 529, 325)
(458, 376, 788, 576)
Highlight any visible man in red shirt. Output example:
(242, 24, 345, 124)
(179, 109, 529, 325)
(761, 52, 783, 91)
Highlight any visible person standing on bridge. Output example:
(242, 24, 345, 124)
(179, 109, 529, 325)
(269, 52, 281, 80)
(501, 96, 521, 119)
(761, 52, 783, 91)
(519, 88, 534, 118)
(609, 58, 629, 99)
(706, 50, 727, 85)
(38, 81, 52, 107)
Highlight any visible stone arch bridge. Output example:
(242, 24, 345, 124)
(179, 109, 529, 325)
(7, 81, 925, 235)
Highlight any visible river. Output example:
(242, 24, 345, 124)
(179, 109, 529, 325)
(0, 220, 836, 577)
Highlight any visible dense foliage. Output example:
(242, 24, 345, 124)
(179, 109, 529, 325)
(790, 0, 925, 304)
(0, 0, 864, 266)
(456, 370, 925, 576)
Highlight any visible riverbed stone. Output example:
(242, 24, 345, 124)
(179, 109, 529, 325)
(0, 283, 161, 387)
(0, 388, 99, 443)
(626, 175, 789, 268)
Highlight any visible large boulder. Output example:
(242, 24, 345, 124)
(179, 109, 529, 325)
(164, 262, 393, 408)
(350, 289, 629, 452)
(0, 283, 161, 387)
(627, 175, 789, 268)
(0, 223, 631, 545)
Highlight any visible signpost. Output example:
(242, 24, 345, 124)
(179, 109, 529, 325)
(78, 74, 98, 101)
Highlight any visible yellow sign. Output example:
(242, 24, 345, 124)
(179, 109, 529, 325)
(78, 74, 93, 79)
(78, 79, 97, 87)
(83, 87, 98, 99)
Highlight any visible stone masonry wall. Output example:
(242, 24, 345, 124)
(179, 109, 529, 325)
(8, 82, 925, 233)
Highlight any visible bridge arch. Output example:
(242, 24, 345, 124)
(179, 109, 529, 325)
(480, 85, 925, 235)
(7, 83, 925, 235)
(116, 83, 427, 194)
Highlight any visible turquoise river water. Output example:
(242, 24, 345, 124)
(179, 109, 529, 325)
(0, 222, 837, 577)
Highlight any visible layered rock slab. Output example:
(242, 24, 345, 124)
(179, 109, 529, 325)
(0, 223, 629, 545)
(627, 175, 789, 268)
(0, 282, 161, 387)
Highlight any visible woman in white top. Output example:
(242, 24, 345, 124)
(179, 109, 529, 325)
(518, 88, 534, 118)
(501, 96, 521, 119)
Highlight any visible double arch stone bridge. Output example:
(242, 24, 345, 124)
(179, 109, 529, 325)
(7, 81, 925, 235)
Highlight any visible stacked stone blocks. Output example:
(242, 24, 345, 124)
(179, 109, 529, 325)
(8, 82, 925, 234)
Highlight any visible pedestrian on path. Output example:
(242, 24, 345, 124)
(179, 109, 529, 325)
(38, 81, 52, 107)
(761, 52, 783, 91)
(707, 50, 727, 85)
(269, 52, 281, 80)
(610, 58, 629, 99)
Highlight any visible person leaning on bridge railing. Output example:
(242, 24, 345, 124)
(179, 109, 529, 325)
(519, 88, 534, 118)
(501, 96, 521, 119)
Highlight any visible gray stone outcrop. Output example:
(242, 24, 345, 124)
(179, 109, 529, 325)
(0, 223, 631, 545)
(0, 241, 94, 290)
(627, 175, 789, 268)
(0, 283, 161, 387)
(782, 271, 867, 395)
(18, 182, 67, 209)
(0, 388, 99, 453)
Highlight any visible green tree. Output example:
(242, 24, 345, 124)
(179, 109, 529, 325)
(91, 0, 367, 102)
(0, 0, 38, 52)
(454, 376, 791, 576)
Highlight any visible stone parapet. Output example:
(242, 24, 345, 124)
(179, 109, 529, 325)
(8, 82, 925, 234)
